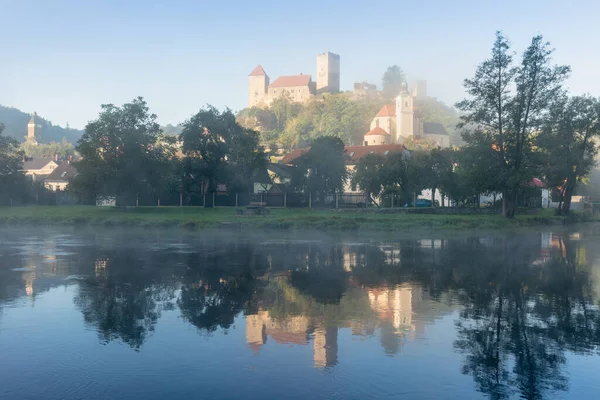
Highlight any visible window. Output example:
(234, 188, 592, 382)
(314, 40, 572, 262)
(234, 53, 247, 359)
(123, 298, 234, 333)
(349, 152, 355, 157)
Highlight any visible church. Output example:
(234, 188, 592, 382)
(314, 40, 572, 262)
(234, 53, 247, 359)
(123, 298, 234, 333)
(364, 82, 450, 148)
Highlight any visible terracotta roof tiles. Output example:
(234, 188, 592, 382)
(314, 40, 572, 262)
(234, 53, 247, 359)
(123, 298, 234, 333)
(249, 65, 267, 76)
(375, 104, 396, 117)
(364, 127, 390, 136)
(269, 75, 311, 88)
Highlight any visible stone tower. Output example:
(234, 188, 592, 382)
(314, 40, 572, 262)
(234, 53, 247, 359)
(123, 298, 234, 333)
(26, 112, 41, 145)
(411, 80, 427, 98)
(248, 65, 269, 107)
(395, 83, 413, 143)
(316, 52, 340, 94)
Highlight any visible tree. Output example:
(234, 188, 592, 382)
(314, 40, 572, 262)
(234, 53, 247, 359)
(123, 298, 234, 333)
(72, 97, 170, 205)
(539, 95, 600, 214)
(382, 151, 417, 205)
(415, 149, 454, 207)
(21, 138, 76, 160)
(0, 123, 28, 205)
(181, 106, 266, 200)
(291, 136, 347, 202)
(456, 32, 570, 217)
(382, 65, 406, 99)
(352, 153, 386, 205)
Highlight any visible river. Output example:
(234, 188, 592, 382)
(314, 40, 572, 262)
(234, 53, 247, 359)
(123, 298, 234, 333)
(1, 227, 600, 399)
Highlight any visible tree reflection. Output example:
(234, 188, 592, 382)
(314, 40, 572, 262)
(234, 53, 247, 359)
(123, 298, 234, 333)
(453, 235, 600, 400)
(74, 250, 178, 349)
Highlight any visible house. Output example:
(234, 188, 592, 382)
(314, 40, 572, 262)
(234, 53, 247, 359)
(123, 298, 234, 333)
(22, 158, 59, 181)
(43, 161, 78, 191)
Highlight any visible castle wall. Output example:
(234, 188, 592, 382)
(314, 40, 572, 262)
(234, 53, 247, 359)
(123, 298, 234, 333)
(267, 86, 312, 104)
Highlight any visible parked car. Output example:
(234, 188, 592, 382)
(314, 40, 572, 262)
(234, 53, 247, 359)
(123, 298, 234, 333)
(405, 199, 433, 208)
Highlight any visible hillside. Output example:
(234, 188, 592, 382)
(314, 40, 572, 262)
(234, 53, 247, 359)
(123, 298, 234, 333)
(236, 92, 460, 150)
(0, 105, 83, 143)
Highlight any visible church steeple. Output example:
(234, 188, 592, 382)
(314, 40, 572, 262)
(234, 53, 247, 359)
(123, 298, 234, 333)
(26, 112, 41, 145)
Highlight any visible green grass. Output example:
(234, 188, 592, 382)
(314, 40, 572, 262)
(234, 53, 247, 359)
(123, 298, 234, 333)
(0, 206, 589, 231)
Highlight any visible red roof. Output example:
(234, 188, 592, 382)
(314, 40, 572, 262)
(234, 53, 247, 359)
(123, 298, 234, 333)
(249, 65, 267, 76)
(280, 144, 408, 166)
(365, 127, 390, 136)
(376, 104, 396, 117)
(269, 75, 311, 88)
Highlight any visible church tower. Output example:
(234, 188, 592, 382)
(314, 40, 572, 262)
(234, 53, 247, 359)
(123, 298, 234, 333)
(26, 112, 41, 145)
(248, 65, 269, 107)
(395, 83, 413, 144)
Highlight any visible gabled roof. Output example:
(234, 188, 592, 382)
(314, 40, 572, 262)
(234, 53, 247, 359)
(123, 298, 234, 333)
(423, 122, 448, 136)
(249, 65, 267, 76)
(280, 144, 408, 166)
(365, 127, 390, 136)
(269, 75, 312, 88)
(44, 162, 78, 182)
(376, 104, 396, 117)
(22, 158, 56, 171)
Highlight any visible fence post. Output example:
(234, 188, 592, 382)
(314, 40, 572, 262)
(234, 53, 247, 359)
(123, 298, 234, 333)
(235, 193, 238, 208)
(157, 198, 160, 207)
(212, 192, 215, 207)
(336, 192, 339, 209)
(391, 193, 394, 209)
(136, 196, 139, 207)
(309, 192, 312, 209)
(180, 192, 183, 207)
(203, 193, 206, 207)
(284, 192, 287, 208)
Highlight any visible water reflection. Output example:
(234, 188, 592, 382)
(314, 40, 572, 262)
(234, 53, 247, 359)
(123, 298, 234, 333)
(1, 229, 600, 399)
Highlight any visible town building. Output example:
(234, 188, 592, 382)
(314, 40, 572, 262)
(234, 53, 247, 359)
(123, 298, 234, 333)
(248, 52, 340, 107)
(43, 161, 78, 191)
(22, 158, 59, 181)
(369, 82, 450, 148)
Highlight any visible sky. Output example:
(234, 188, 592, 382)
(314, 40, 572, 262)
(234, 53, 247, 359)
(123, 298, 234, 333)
(1, 0, 599, 129)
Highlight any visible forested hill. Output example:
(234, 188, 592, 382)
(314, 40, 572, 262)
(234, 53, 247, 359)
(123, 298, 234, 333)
(0, 105, 83, 143)
(236, 92, 461, 151)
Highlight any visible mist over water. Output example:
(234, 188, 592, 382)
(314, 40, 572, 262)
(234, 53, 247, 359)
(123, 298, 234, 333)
(1, 227, 600, 399)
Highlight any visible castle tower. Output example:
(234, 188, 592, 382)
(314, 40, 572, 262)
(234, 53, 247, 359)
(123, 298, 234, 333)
(411, 80, 427, 99)
(248, 65, 269, 107)
(395, 83, 413, 143)
(26, 112, 41, 145)
(316, 52, 340, 94)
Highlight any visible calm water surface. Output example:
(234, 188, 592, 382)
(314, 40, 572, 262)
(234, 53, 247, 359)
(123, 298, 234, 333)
(1, 227, 600, 399)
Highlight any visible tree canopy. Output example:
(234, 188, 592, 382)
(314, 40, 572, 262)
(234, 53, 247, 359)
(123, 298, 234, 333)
(382, 65, 407, 99)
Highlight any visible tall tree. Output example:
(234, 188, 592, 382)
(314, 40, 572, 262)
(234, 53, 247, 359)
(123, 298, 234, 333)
(0, 123, 27, 205)
(352, 153, 386, 205)
(457, 32, 569, 217)
(539, 95, 600, 214)
(291, 136, 347, 202)
(382, 65, 406, 99)
(72, 97, 169, 205)
(181, 106, 266, 198)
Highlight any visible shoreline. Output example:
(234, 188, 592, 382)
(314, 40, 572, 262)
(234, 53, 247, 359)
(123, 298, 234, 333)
(0, 206, 591, 232)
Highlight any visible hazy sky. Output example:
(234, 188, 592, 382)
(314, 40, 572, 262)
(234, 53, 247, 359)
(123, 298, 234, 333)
(1, 0, 598, 129)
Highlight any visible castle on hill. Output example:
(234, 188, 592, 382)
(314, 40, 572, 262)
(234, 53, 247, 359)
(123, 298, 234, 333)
(248, 52, 340, 107)
(363, 82, 450, 148)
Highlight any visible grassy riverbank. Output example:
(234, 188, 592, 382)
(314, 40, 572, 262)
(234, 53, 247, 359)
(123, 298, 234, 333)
(0, 206, 589, 231)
